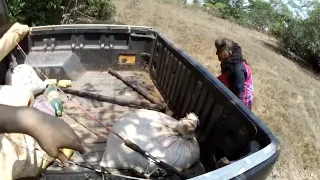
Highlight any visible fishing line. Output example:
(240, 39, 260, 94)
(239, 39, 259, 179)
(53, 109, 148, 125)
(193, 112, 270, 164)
(15, 42, 187, 179)
(15, 42, 124, 141)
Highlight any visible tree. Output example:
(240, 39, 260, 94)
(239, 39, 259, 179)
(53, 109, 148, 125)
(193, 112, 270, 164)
(280, 2, 320, 70)
(205, 0, 229, 4)
(6, 0, 116, 26)
(193, 0, 201, 6)
(268, 0, 294, 37)
(230, 0, 246, 9)
(244, 0, 277, 30)
(6, 0, 64, 26)
(204, 0, 244, 20)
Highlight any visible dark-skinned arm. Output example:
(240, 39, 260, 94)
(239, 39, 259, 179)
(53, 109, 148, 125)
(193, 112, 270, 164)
(0, 104, 35, 134)
(0, 104, 85, 167)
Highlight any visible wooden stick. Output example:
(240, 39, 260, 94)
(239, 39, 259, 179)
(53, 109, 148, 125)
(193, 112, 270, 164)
(107, 68, 165, 105)
(60, 88, 166, 111)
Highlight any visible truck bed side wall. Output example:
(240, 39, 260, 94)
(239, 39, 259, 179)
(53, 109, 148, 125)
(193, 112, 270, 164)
(149, 33, 278, 171)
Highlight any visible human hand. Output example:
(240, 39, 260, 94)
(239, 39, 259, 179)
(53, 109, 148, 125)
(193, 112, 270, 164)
(21, 108, 85, 167)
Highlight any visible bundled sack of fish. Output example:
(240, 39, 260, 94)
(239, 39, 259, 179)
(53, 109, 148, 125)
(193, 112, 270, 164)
(100, 109, 201, 177)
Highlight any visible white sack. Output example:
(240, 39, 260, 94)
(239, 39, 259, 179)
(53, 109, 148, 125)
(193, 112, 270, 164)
(100, 109, 200, 176)
(0, 133, 73, 180)
(5, 64, 46, 96)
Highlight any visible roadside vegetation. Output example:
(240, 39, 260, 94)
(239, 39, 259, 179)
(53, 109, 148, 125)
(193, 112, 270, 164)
(7, 0, 320, 71)
(6, 0, 116, 25)
(199, 0, 320, 72)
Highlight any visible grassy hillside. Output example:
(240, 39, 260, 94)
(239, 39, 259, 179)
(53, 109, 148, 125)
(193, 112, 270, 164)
(113, 0, 320, 179)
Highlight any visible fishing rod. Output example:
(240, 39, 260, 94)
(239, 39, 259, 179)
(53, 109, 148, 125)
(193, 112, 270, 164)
(5, 133, 147, 180)
(55, 160, 150, 180)
(15, 42, 187, 180)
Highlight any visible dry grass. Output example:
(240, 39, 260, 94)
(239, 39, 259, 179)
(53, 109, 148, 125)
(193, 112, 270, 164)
(112, 0, 320, 179)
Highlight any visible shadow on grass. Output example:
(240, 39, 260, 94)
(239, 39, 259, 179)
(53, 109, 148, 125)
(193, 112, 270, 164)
(259, 40, 317, 72)
(260, 40, 320, 79)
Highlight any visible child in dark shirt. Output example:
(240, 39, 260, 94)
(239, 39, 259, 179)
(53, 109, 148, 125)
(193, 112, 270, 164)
(215, 37, 254, 110)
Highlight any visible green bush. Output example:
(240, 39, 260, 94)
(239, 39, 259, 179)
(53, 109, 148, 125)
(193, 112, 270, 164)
(6, 0, 116, 26)
(82, 0, 116, 20)
(280, 8, 320, 69)
(204, 2, 238, 19)
(7, 0, 64, 26)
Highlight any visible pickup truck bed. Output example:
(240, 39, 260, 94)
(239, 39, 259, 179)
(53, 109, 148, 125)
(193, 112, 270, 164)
(38, 70, 151, 179)
(1, 24, 280, 180)
(39, 70, 206, 179)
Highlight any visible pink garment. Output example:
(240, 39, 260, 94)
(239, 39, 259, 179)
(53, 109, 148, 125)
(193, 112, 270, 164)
(217, 62, 254, 110)
(242, 62, 254, 110)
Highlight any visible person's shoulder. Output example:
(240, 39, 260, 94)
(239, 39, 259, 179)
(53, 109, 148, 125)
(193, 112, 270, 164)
(233, 61, 247, 78)
(234, 61, 246, 71)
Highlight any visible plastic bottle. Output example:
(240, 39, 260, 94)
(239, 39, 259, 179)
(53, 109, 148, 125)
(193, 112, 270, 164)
(44, 84, 63, 117)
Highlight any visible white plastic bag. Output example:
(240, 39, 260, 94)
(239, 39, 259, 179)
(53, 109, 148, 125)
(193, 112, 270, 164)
(100, 109, 200, 176)
(5, 63, 46, 96)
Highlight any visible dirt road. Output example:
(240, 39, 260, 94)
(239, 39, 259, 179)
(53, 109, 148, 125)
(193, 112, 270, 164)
(113, 0, 320, 179)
